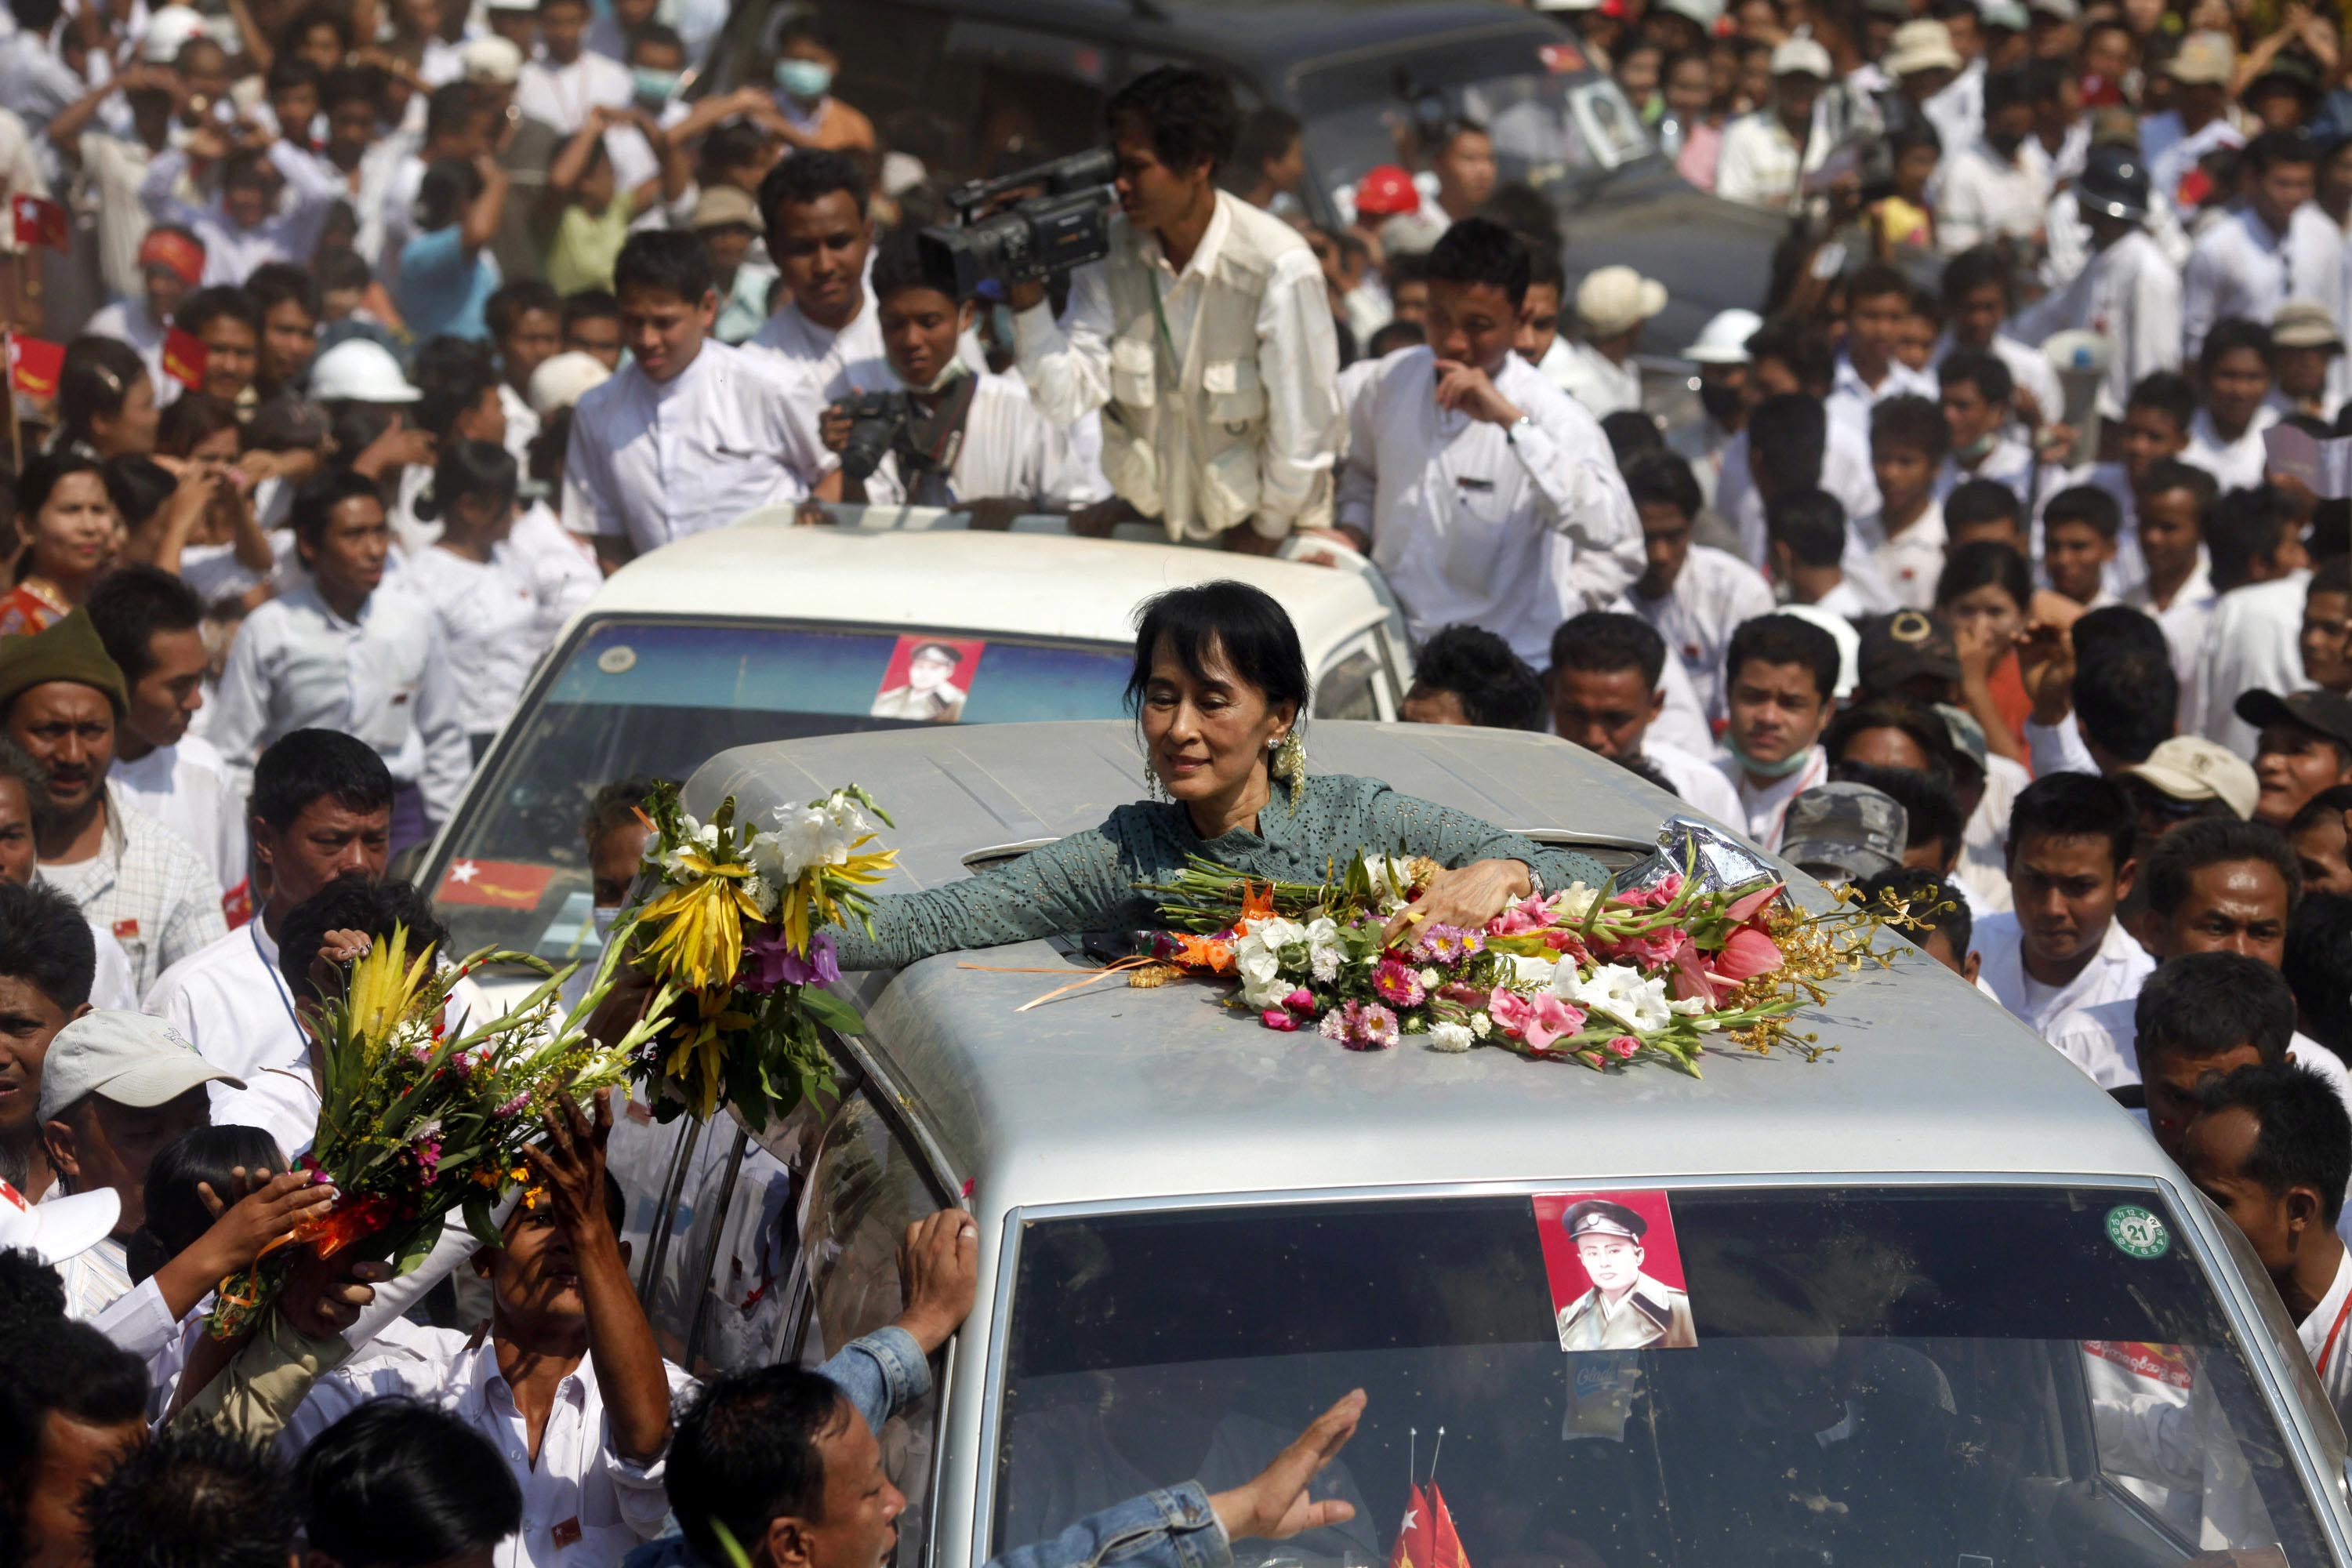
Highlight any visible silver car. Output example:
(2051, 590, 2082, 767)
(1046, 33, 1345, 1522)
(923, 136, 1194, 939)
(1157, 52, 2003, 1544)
(629, 720, 2352, 1568)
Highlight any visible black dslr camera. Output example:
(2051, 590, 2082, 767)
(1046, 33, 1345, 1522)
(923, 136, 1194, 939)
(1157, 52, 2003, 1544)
(833, 390, 916, 482)
(916, 148, 1118, 297)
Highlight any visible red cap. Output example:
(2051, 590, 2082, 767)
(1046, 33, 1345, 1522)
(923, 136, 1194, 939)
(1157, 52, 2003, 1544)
(1353, 164, 1420, 218)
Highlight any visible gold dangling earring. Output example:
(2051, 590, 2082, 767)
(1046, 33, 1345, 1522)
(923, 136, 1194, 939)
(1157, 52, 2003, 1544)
(1274, 731, 1306, 811)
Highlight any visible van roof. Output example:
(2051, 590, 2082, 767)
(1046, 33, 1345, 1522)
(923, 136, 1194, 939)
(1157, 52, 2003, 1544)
(688, 720, 2169, 1211)
(586, 516, 1395, 656)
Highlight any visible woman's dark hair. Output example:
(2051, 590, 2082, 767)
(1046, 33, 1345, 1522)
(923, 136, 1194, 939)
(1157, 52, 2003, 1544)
(279, 877, 447, 1000)
(297, 1399, 522, 1568)
(1126, 579, 1309, 724)
(528, 406, 572, 486)
(127, 1123, 287, 1284)
(56, 336, 148, 441)
(100, 454, 176, 531)
(414, 439, 517, 528)
(414, 157, 484, 234)
(1821, 698, 1956, 791)
(16, 448, 104, 523)
(1409, 624, 1546, 731)
(157, 391, 241, 459)
(1935, 538, 2033, 613)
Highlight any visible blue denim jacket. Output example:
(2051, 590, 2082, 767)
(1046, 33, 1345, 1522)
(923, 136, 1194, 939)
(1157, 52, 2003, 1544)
(625, 1327, 1232, 1568)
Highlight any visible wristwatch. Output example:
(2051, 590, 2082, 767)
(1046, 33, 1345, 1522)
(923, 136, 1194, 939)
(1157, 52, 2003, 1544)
(1504, 415, 1534, 445)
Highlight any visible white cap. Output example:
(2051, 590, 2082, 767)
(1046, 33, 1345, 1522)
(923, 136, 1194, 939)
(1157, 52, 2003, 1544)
(528, 349, 612, 417)
(1769, 35, 1834, 78)
(139, 4, 207, 63)
(462, 35, 524, 85)
(1534, 0, 1602, 12)
(309, 339, 421, 404)
(484, 0, 539, 13)
(35, 1011, 242, 1125)
(1575, 264, 1668, 337)
(0, 1177, 118, 1266)
(1682, 307, 1762, 364)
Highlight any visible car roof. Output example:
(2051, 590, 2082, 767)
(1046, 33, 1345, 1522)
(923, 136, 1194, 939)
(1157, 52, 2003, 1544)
(580, 514, 1394, 655)
(691, 720, 2171, 1211)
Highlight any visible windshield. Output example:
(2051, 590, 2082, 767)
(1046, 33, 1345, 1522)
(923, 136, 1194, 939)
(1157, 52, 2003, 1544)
(1296, 29, 1653, 215)
(430, 617, 1131, 956)
(993, 1186, 2329, 1567)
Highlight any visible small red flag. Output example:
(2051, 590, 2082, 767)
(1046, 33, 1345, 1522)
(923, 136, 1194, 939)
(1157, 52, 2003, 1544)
(1387, 1484, 1432, 1568)
(436, 858, 557, 909)
(161, 327, 207, 390)
(9, 194, 64, 253)
(1425, 1486, 1471, 1568)
(9, 336, 62, 398)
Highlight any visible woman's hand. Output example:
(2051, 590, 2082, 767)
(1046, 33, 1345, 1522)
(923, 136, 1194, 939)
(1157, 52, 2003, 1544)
(1381, 858, 1531, 946)
(187, 1167, 334, 1278)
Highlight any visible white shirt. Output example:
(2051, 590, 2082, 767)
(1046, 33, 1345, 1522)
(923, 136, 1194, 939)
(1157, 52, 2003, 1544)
(1645, 739, 1746, 826)
(1714, 111, 1828, 210)
(1933, 330, 2067, 430)
(1849, 499, 1947, 612)
(136, 142, 346, 286)
(1934, 435, 2047, 510)
(561, 340, 829, 556)
(1825, 350, 1937, 443)
(1664, 416, 1739, 508)
(1711, 743, 1829, 851)
(1550, 339, 1644, 420)
(1629, 545, 1775, 724)
(54, 1221, 131, 1322)
(858, 370, 1094, 510)
(1338, 348, 1640, 666)
(2180, 205, 2347, 363)
(1719, 416, 1883, 568)
(507, 502, 602, 647)
(1925, 61, 1984, 160)
(280, 1329, 694, 1568)
(2182, 405, 2281, 495)
(209, 583, 473, 825)
(2300, 1245, 2352, 1428)
(500, 382, 542, 471)
(73, 128, 165, 304)
(402, 545, 549, 739)
(82, 296, 166, 399)
(2142, 111, 2244, 219)
(1972, 910, 2154, 1038)
(746, 292, 891, 430)
(38, 786, 227, 995)
(2125, 555, 2218, 699)
(89, 924, 135, 1011)
(1937, 138, 2053, 255)
(1956, 751, 2031, 916)
(147, 913, 306, 1089)
(2010, 230, 2183, 419)
(111, 735, 246, 906)
(514, 51, 633, 134)
(2188, 572, 2313, 757)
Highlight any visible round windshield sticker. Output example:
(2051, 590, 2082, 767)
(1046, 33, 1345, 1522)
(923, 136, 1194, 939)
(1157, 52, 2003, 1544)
(596, 645, 637, 675)
(2106, 1204, 2170, 1260)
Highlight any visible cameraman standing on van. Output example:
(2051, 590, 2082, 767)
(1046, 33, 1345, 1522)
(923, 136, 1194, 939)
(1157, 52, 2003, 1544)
(1006, 67, 1343, 554)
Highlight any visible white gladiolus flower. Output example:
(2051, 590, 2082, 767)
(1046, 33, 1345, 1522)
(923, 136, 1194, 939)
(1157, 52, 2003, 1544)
(1511, 953, 1559, 986)
(1428, 1021, 1475, 1053)
(1553, 880, 1599, 921)
(1232, 931, 1290, 1008)
(1668, 996, 1711, 1016)
(1360, 855, 1413, 908)
(1560, 962, 1673, 1033)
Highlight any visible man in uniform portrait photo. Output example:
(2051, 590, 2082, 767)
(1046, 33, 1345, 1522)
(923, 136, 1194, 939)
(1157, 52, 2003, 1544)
(871, 640, 972, 723)
(1553, 1197, 1699, 1351)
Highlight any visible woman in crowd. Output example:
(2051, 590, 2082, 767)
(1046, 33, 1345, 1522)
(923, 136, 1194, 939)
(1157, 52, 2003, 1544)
(0, 452, 122, 634)
(54, 338, 160, 463)
(1936, 540, 2036, 763)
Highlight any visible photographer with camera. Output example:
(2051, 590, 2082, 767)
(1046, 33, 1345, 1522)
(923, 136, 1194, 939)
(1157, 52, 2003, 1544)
(992, 67, 1342, 554)
(818, 234, 1088, 524)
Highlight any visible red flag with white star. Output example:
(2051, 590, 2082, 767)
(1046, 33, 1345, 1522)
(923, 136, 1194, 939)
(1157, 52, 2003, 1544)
(1387, 1485, 1433, 1568)
(1426, 1485, 1471, 1568)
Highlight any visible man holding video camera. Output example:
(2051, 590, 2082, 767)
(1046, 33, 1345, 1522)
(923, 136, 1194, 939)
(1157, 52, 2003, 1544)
(1001, 67, 1342, 554)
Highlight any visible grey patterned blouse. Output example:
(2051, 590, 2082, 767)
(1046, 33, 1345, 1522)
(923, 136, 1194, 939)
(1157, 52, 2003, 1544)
(831, 772, 1610, 971)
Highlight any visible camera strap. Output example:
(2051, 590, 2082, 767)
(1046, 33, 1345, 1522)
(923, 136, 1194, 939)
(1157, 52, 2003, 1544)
(896, 372, 982, 505)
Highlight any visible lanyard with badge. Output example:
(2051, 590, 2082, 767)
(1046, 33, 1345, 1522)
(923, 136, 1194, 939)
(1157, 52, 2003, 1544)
(2317, 1287, 2352, 1378)
(253, 920, 303, 1047)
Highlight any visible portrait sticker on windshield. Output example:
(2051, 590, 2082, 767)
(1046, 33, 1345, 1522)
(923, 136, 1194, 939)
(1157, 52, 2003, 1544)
(1534, 1191, 1697, 1352)
(2104, 1204, 2171, 1260)
(870, 635, 984, 724)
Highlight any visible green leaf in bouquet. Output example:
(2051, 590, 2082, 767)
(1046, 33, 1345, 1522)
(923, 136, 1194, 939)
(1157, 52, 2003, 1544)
(463, 1191, 504, 1251)
(797, 987, 865, 1037)
(394, 1226, 437, 1276)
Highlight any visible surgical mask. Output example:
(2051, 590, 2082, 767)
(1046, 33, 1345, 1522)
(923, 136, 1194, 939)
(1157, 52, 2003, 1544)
(1727, 732, 1818, 779)
(591, 903, 623, 940)
(632, 67, 680, 104)
(774, 59, 831, 99)
(911, 358, 967, 395)
(1698, 380, 1745, 422)
(1954, 430, 1998, 463)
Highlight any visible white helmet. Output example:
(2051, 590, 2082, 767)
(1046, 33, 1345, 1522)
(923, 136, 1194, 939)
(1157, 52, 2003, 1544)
(308, 339, 420, 405)
(1680, 308, 1764, 366)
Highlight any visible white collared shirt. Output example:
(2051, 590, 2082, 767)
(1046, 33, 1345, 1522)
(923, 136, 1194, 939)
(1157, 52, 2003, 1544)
(402, 544, 550, 739)
(2142, 110, 2243, 213)
(136, 142, 347, 286)
(500, 383, 542, 471)
(1933, 434, 2049, 511)
(1955, 752, 2031, 915)
(111, 735, 246, 906)
(1937, 137, 2053, 255)
(2187, 572, 2313, 757)
(209, 583, 470, 826)
(1713, 110, 1828, 211)
(2010, 230, 2183, 419)
(1932, 330, 2066, 429)
(280, 1328, 695, 1568)
(1719, 416, 1884, 568)
(1825, 351, 1937, 443)
(53, 1219, 131, 1322)
(2301, 1243, 2352, 1426)
(514, 51, 633, 134)
(858, 370, 1096, 510)
(1644, 738, 1746, 826)
(1629, 545, 1775, 724)
(1971, 910, 2154, 1039)
(38, 786, 227, 994)
(1550, 339, 1644, 420)
(1849, 498, 1947, 612)
(145, 913, 306, 1087)
(2125, 554, 2218, 698)
(507, 502, 602, 646)
(2180, 204, 2347, 363)
(1338, 347, 1640, 665)
(746, 290, 891, 432)
(1711, 743, 1829, 851)
(83, 296, 166, 394)
(2183, 405, 2281, 495)
(561, 339, 830, 556)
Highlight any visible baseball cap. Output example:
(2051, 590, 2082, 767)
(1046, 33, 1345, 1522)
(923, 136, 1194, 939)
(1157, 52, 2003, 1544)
(1576, 265, 1667, 337)
(1858, 609, 1962, 691)
(2236, 688, 2352, 752)
(528, 349, 612, 417)
(1932, 702, 1990, 775)
(2125, 735, 2260, 820)
(34, 1011, 242, 1126)
(2274, 299, 2343, 352)
(0, 1177, 118, 1266)
(1352, 165, 1420, 219)
(1681, 307, 1762, 365)
(2166, 31, 2236, 85)
(1978, 0, 2029, 31)
(1885, 19, 1962, 76)
(484, 0, 538, 13)
(139, 4, 206, 63)
(1657, 0, 1725, 27)
(1769, 35, 1834, 78)
(692, 185, 760, 232)
(308, 339, 420, 404)
(2027, 0, 2081, 18)
(462, 35, 524, 85)
(1780, 782, 1908, 884)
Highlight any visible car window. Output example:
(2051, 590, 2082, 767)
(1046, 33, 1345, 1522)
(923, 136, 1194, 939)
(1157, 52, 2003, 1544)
(428, 619, 1132, 959)
(941, 18, 1110, 175)
(989, 1186, 2329, 1568)
(1312, 640, 1384, 721)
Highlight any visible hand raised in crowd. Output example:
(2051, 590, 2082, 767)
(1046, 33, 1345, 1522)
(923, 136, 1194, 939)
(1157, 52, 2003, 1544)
(892, 1209, 978, 1355)
(2014, 618, 2074, 727)
(1431, 358, 1525, 427)
(281, 1247, 389, 1339)
(1208, 1391, 1367, 1544)
(817, 404, 855, 456)
(520, 1088, 616, 1244)
(188, 1167, 336, 1278)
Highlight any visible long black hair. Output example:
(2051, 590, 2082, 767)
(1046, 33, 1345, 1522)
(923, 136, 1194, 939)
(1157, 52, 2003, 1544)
(128, 1123, 289, 1283)
(1125, 579, 1309, 723)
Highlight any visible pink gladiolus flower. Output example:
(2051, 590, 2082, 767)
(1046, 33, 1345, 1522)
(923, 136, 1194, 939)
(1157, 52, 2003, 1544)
(1283, 987, 1316, 1011)
(1261, 1007, 1299, 1032)
(1726, 883, 1784, 924)
(1486, 987, 1534, 1038)
(1524, 993, 1585, 1051)
(1719, 927, 1784, 980)
(1488, 895, 1550, 936)
(1668, 945, 1723, 1004)
(1373, 960, 1425, 1007)
(1604, 926, 1690, 967)
(1609, 1035, 1640, 1058)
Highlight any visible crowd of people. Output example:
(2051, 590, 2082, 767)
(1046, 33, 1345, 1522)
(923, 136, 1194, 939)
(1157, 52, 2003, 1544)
(0, 0, 2343, 1557)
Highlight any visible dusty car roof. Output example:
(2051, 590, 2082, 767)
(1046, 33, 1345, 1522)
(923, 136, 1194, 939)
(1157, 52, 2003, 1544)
(582, 517, 1394, 655)
(690, 720, 2171, 1210)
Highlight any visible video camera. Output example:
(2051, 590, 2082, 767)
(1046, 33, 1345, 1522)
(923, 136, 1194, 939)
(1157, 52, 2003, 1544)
(916, 148, 1119, 298)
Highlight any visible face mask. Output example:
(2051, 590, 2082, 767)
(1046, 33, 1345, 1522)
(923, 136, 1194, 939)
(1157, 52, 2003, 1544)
(912, 358, 967, 394)
(632, 67, 680, 104)
(774, 59, 832, 100)
(1728, 731, 1819, 779)
(1698, 381, 1744, 422)
(1955, 430, 1998, 463)
(989, 303, 1014, 347)
(591, 903, 623, 939)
